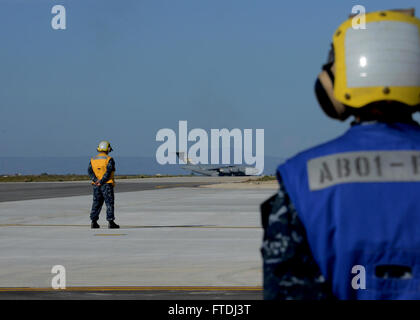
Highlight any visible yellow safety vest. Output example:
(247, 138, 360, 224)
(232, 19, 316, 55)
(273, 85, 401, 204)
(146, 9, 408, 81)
(90, 152, 115, 186)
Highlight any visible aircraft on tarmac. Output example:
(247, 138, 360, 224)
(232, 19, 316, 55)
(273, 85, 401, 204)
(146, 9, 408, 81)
(176, 152, 260, 176)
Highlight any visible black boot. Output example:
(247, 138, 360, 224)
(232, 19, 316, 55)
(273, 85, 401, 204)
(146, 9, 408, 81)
(91, 221, 100, 229)
(108, 220, 120, 229)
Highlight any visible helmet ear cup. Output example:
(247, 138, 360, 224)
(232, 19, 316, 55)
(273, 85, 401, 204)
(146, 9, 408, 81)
(315, 63, 350, 121)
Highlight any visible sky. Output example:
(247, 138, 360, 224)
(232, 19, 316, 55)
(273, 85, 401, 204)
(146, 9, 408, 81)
(1, 0, 419, 159)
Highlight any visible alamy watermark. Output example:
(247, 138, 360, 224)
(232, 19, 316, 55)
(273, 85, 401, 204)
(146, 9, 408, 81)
(51, 5, 66, 30)
(351, 5, 366, 30)
(155, 121, 264, 175)
(351, 265, 366, 290)
(51, 265, 66, 289)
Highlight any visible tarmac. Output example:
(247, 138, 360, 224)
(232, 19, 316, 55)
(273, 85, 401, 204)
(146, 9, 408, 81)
(0, 176, 249, 202)
(0, 177, 277, 299)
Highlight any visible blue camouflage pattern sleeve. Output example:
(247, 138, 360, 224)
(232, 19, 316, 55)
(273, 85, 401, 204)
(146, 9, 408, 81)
(88, 161, 98, 182)
(260, 174, 334, 300)
(99, 158, 115, 185)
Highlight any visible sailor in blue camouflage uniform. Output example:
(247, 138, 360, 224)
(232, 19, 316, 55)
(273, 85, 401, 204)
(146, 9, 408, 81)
(262, 9, 420, 300)
(261, 174, 334, 300)
(88, 140, 120, 229)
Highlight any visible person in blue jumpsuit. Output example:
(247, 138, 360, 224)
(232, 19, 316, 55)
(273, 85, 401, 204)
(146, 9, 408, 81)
(261, 9, 420, 300)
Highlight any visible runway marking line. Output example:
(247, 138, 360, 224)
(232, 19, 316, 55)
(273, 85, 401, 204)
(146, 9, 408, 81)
(94, 234, 127, 236)
(155, 184, 187, 189)
(0, 286, 262, 292)
(0, 224, 259, 229)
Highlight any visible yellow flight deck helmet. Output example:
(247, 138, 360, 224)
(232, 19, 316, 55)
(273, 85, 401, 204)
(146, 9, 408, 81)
(97, 140, 113, 153)
(315, 9, 420, 120)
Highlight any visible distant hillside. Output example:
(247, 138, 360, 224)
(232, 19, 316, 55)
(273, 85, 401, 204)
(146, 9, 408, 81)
(0, 156, 283, 176)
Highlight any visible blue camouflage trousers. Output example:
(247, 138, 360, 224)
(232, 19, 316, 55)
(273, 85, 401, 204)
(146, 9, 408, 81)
(90, 184, 115, 221)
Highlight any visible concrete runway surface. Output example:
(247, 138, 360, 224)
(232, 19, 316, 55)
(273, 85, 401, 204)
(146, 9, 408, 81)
(0, 176, 249, 202)
(0, 177, 275, 299)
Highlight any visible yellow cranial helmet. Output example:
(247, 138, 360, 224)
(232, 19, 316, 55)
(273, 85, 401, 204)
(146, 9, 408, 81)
(97, 140, 113, 153)
(315, 9, 420, 120)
